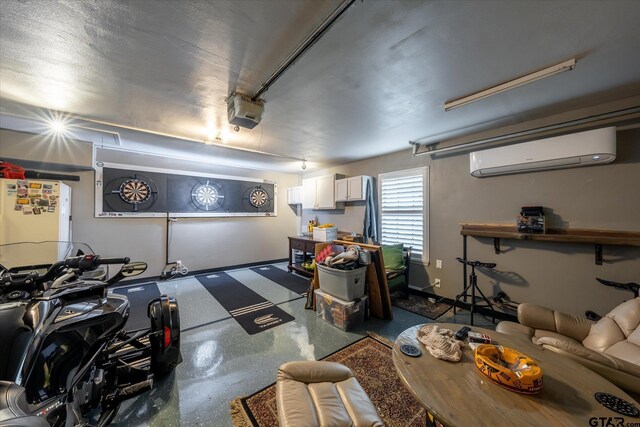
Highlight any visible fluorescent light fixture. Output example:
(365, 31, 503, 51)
(444, 58, 576, 111)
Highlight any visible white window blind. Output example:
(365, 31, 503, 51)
(378, 166, 429, 262)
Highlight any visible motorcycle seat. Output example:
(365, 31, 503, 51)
(0, 381, 48, 426)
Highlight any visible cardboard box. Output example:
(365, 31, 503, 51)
(313, 227, 338, 242)
(315, 289, 367, 331)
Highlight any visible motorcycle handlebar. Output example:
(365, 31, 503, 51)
(2, 255, 133, 291)
(37, 256, 129, 284)
(96, 257, 130, 265)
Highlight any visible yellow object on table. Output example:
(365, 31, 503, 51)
(317, 223, 334, 228)
(474, 344, 543, 394)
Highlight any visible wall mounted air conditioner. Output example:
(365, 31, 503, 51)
(469, 127, 616, 177)
(227, 94, 264, 129)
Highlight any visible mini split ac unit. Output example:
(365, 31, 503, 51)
(469, 127, 616, 177)
(227, 94, 264, 129)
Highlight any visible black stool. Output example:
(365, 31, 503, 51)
(453, 258, 496, 326)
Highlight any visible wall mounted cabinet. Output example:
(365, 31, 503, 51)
(302, 174, 336, 209)
(287, 186, 302, 204)
(335, 175, 372, 202)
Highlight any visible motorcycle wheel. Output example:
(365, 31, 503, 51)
(148, 295, 182, 377)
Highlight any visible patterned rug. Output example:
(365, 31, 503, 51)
(391, 293, 452, 320)
(230, 334, 427, 427)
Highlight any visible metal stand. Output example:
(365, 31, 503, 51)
(453, 258, 496, 326)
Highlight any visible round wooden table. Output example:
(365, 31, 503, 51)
(392, 323, 639, 427)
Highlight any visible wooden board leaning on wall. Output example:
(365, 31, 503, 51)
(312, 240, 393, 320)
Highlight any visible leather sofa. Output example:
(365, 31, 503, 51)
(276, 360, 384, 427)
(496, 298, 640, 395)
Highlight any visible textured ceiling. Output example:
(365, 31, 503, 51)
(1, 0, 640, 171)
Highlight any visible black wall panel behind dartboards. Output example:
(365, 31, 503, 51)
(102, 167, 275, 215)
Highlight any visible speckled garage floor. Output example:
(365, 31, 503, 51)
(111, 263, 495, 427)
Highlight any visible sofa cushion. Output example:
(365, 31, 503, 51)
(536, 336, 616, 368)
(583, 317, 627, 353)
(276, 361, 384, 427)
(629, 326, 640, 347)
(607, 297, 640, 338)
(583, 298, 640, 353)
(381, 244, 404, 271)
(604, 341, 640, 367)
(533, 329, 583, 346)
(495, 321, 534, 339)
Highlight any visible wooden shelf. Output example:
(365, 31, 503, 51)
(290, 263, 313, 278)
(460, 223, 640, 265)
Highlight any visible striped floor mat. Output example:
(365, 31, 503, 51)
(196, 272, 295, 335)
(250, 265, 309, 295)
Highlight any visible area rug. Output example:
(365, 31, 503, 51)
(112, 282, 161, 332)
(230, 334, 427, 427)
(391, 293, 452, 320)
(196, 272, 294, 335)
(250, 265, 309, 295)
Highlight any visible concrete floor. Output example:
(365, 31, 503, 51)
(111, 264, 496, 427)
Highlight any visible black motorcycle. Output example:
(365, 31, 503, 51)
(0, 242, 182, 426)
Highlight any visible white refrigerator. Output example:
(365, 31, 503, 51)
(0, 178, 71, 268)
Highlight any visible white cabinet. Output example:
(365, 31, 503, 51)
(335, 175, 371, 202)
(335, 179, 349, 202)
(302, 174, 336, 209)
(287, 186, 302, 204)
(315, 175, 335, 209)
(302, 179, 316, 209)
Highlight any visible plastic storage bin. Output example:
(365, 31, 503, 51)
(313, 227, 338, 242)
(315, 289, 367, 331)
(317, 264, 366, 301)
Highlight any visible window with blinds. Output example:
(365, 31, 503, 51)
(378, 166, 429, 262)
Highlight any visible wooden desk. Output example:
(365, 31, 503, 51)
(287, 236, 319, 278)
(393, 323, 639, 427)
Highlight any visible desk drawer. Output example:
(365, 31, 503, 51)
(291, 240, 307, 251)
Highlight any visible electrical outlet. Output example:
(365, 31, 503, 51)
(434, 278, 441, 288)
(436, 259, 443, 269)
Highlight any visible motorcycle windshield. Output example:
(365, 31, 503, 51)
(0, 241, 95, 273)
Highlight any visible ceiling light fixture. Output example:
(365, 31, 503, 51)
(301, 160, 307, 170)
(48, 117, 68, 134)
(444, 58, 577, 112)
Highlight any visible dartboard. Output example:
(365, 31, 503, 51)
(243, 186, 272, 212)
(249, 188, 269, 208)
(105, 173, 158, 213)
(191, 181, 224, 211)
(119, 179, 151, 205)
(594, 392, 639, 417)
